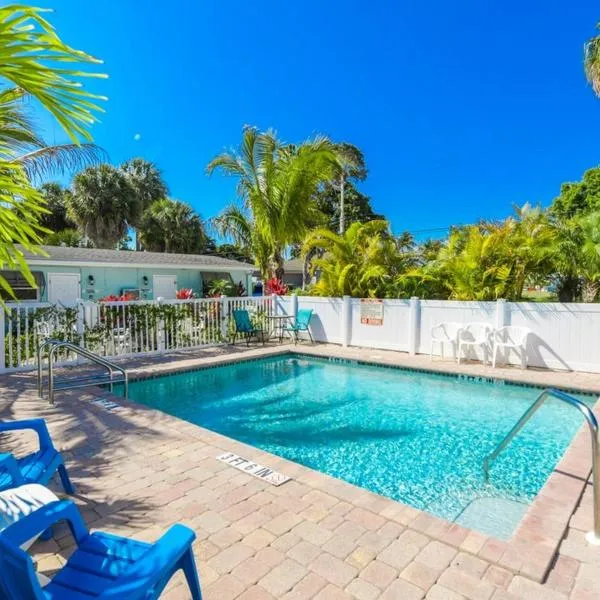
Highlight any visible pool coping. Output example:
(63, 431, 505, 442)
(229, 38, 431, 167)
(78, 343, 600, 582)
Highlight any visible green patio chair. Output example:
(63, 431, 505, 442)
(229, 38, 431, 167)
(231, 309, 266, 346)
(284, 308, 314, 344)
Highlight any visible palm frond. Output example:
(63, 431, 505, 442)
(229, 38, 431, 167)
(14, 143, 107, 180)
(585, 26, 600, 97)
(0, 5, 107, 142)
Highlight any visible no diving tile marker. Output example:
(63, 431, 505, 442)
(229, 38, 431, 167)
(217, 452, 291, 486)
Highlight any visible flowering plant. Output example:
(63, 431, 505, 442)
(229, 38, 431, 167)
(264, 278, 288, 295)
(99, 293, 136, 302)
(176, 288, 195, 299)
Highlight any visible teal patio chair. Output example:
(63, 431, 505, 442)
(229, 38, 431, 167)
(284, 308, 314, 344)
(0, 419, 74, 494)
(0, 499, 203, 599)
(232, 309, 266, 346)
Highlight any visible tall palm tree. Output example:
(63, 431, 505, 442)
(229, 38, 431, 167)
(585, 23, 600, 97)
(139, 198, 206, 253)
(122, 158, 168, 249)
(68, 165, 137, 248)
(0, 5, 105, 298)
(331, 143, 365, 234)
(207, 127, 337, 279)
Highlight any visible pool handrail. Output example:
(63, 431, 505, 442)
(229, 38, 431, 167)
(37, 339, 128, 405)
(482, 387, 600, 544)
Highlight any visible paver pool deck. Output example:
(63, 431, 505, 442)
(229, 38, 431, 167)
(1, 342, 600, 599)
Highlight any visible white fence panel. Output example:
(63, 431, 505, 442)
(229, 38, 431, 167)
(418, 300, 496, 360)
(295, 297, 343, 343)
(507, 302, 600, 372)
(349, 299, 411, 351)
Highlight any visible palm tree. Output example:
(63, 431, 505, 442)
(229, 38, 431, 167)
(68, 165, 137, 248)
(585, 23, 600, 97)
(0, 5, 105, 298)
(121, 158, 168, 249)
(331, 143, 365, 234)
(302, 220, 402, 297)
(139, 198, 206, 253)
(37, 182, 75, 232)
(207, 127, 336, 279)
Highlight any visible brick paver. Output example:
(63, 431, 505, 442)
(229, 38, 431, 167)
(2, 343, 600, 598)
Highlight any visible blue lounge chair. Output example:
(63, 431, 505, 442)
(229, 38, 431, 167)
(0, 419, 74, 494)
(0, 499, 202, 599)
(232, 309, 266, 346)
(284, 309, 314, 344)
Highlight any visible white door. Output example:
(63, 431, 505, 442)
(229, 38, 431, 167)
(48, 273, 81, 306)
(153, 274, 177, 299)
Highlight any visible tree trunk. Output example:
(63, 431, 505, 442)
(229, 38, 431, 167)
(557, 276, 579, 302)
(268, 247, 284, 281)
(339, 174, 345, 234)
(581, 279, 599, 303)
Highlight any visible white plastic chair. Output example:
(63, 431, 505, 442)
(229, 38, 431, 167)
(457, 322, 493, 365)
(492, 326, 530, 369)
(430, 322, 463, 360)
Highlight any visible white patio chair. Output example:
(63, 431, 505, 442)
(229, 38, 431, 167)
(492, 326, 531, 369)
(430, 322, 463, 360)
(457, 322, 493, 366)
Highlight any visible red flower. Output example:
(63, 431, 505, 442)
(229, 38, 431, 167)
(176, 288, 194, 299)
(264, 278, 288, 295)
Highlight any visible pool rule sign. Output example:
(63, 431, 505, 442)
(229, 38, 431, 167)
(360, 298, 384, 325)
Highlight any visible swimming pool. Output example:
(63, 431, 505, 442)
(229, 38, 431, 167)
(126, 355, 593, 539)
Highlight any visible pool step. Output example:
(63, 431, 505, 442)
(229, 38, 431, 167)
(454, 497, 528, 540)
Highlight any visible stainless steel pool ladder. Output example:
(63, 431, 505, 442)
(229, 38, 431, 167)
(483, 388, 600, 545)
(37, 339, 128, 405)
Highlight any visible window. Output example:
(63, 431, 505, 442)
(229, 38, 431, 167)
(200, 271, 233, 287)
(0, 270, 44, 301)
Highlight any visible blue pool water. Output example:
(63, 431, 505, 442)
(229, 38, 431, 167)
(126, 355, 594, 539)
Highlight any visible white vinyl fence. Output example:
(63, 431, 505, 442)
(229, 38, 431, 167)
(286, 296, 600, 374)
(4, 294, 600, 374)
(1, 296, 275, 373)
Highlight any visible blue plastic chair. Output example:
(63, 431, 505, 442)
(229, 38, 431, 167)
(0, 499, 202, 599)
(231, 309, 265, 346)
(284, 309, 314, 344)
(0, 419, 74, 494)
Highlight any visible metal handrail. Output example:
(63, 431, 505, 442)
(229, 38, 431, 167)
(483, 388, 600, 544)
(37, 339, 128, 405)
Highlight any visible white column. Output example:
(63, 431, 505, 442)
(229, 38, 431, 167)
(220, 295, 229, 342)
(156, 297, 166, 352)
(495, 298, 507, 330)
(408, 296, 421, 355)
(341, 295, 352, 347)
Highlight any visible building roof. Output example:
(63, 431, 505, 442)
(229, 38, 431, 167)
(21, 246, 256, 272)
(283, 259, 304, 273)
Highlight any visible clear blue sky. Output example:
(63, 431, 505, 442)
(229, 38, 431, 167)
(35, 0, 600, 238)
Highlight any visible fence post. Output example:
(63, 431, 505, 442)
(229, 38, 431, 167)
(341, 295, 352, 347)
(291, 294, 298, 319)
(495, 298, 508, 329)
(220, 295, 229, 343)
(408, 296, 421, 355)
(76, 300, 85, 363)
(0, 308, 5, 372)
(156, 297, 166, 352)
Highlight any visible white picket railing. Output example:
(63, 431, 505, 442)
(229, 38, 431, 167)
(0, 296, 276, 372)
